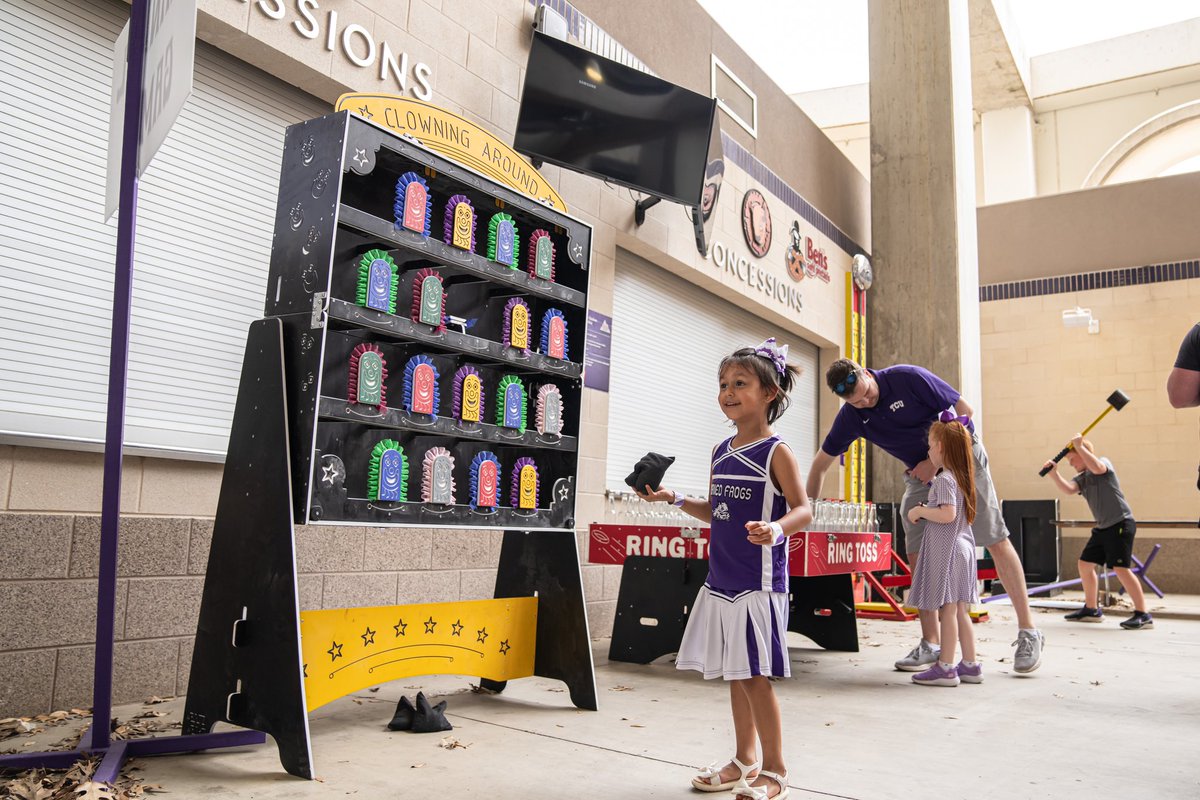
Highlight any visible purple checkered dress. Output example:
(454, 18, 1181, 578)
(908, 470, 979, 610)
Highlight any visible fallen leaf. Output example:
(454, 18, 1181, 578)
(630, 724, 644, 728)
(409, 763, 426, 769)
(369, 687, 380, 693)
(132, 711, 167, 719)
(824, 722, 834, 727)
(609, 685, 632, 692)
(438, 736, 469, 750)
(73, 781, 115, 799)
(3, 774, 54, 800)
(1090, 680, 1103, 686)
(0, 718, 39, 740)
(142, 696, 173, 705)
(944, 716, 958, 720)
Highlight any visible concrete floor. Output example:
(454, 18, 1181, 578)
(9, 599, 1198, 799)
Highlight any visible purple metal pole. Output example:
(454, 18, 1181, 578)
(1, 3, 267, 779)
(983, 543, 1163, 603)
(92, 0, 150, 754)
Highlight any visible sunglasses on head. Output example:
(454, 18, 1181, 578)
(833, 371, 860, 396)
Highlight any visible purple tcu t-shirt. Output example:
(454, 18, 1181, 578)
(821, 365, 970, 469)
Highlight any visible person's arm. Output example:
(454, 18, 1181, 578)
(746, 444, 813, 545)
(1072, 434, 1107, 474)
(637, 484, 712, 523)
(1041, 462, 1081, 494)
(902, 396, 972, 484)
(907, 474, 955, 525)
(805, 449, 838, 499)
(1168, 324, 1200, 408)
(908, 501, 956, 525)
(1167, 368, 1200, 408)
(908, 459, 937, 483)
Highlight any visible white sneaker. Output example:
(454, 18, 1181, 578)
(894, 640, 940, 672)
(1013, 629, 1044, 674)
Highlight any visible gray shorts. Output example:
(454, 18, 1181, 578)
(899, 437, 1009, 556)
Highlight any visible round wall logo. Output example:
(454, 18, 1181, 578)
(741, 189, 772, 258)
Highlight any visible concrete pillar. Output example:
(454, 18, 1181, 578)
(981, 105, 1037, 203)
(866, 0, 982, 505)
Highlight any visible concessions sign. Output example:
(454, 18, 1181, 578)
(589, 525, 890, 577)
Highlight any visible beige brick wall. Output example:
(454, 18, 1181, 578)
(980, 278, 1200, 558)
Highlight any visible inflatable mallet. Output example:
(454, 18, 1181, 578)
(1038, 389, 1131, 476)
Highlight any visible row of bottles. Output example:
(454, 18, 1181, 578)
(810, 499, 882, 533)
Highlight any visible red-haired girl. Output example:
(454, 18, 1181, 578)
(905, 416, 981, 687)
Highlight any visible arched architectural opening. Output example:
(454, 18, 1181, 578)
(1085, 100, 1200, 187)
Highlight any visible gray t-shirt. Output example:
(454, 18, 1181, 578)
(1073, 457, 1133, 528)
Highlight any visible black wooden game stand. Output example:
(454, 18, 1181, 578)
(182, 112, 597, 778)
(609, 558, 860, 664)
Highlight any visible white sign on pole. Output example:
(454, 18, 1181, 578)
(104, 21, 131, 221)
(138, 0, 196, 174)
(104, 0, 197, 221)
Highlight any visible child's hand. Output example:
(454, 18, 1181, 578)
(1042, 460, 1056, 475)
(1071, 433, 1084, 449)
(636, 485, 676, 504)
(906, 505, 923, 524)
(745, 520, 783, 546)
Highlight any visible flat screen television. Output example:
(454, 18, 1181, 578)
(514, 32, 719, 208)
(691, 118, 724, 256)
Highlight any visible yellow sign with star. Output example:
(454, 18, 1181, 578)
(334, 94, 568, 212)
(299, 598, 537, 711)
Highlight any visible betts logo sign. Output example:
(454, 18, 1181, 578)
(783, 221, 831, 283)
(785, 222, 805, 281)
(805, 237, 831, 283)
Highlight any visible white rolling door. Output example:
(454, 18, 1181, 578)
(0, 0, 328, 458)
(606, 249, 819, 497)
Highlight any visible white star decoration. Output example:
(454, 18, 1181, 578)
(321, 463, 337, 485)
(353, 148, 368, 168)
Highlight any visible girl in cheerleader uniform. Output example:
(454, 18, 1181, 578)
(638, 339, 813, 800)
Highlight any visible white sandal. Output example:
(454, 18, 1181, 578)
(691, 756, 760, 792)
(732, 770, 789, 800)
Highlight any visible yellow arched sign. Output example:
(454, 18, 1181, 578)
(335, 93, 567, 212)
(300, 597, 537, 711)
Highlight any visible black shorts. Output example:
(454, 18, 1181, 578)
(1079, 519, 1136, 569)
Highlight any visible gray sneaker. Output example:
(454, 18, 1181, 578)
(1012, 629, 1044, 674)
(894, 640, 940, 672)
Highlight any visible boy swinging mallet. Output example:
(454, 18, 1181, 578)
(1038, 390, 1130, 477)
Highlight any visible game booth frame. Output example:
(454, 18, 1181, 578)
(0, 101, 598, 781)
